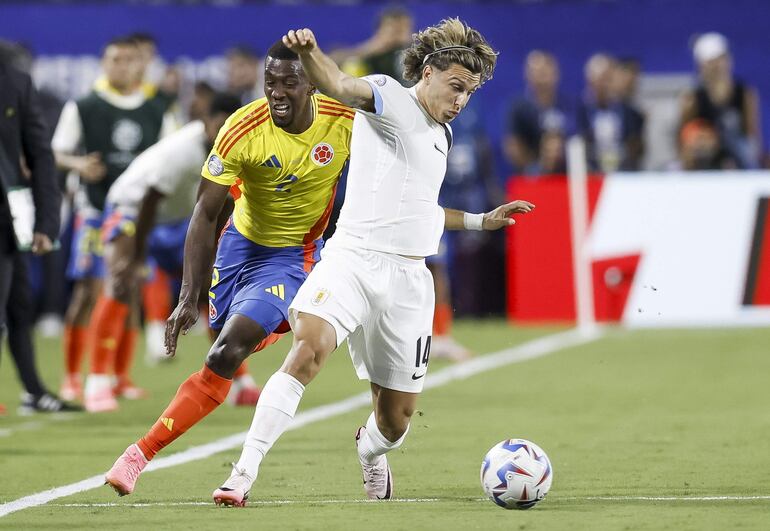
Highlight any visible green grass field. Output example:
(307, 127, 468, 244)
(1, 321, 769, 530)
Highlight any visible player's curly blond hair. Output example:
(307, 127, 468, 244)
(402, 18, 498, 84)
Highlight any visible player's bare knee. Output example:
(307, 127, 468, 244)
(206, 339, 251, 375)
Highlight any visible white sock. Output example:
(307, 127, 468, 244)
(357, 411, 410, 464)
(235, 371, 305, 479)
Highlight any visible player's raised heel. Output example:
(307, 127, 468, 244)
(105, 444, 148, 496)
(355, 426, 394, 500)
(212, 464, 253, 507)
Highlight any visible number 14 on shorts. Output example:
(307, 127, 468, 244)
(412, 336, 431, 380)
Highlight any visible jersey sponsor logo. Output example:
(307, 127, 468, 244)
(311, 288, 330, 306)
(311, 143, 334, 166)
(208, 154, 224, 176)
(433, 142, 447, 157)
(112, 118, 143, 151)
(411, 371, 426, 380)
(373, 75, 387, 86)
(160, 417, 174, 431)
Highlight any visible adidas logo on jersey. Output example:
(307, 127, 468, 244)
(260, 154, 282, 168)
(265, 284, 285, 300)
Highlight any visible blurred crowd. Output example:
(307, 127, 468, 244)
(504, 32, 763, 176)
(0, 6, 765, 413)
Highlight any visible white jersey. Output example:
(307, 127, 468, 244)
(106, 120, 206, 223)
(331, 75, 451, 257)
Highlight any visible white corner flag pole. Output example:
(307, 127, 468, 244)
(566, 136, 596, 333)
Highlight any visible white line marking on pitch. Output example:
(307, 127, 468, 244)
(0, 327, 602, 519)
(50, 498, 442, 508)
(46, 495, 770, 509)
(582, 496, 770, 501)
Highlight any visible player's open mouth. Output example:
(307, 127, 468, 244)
(272, 103, 290, 117)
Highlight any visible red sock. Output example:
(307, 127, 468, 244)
(114, 328, 139, 382)
(89, 296, 129, 374)
(136, 365, 231, 460)
(433, 303, 453, 336)
(64, 325, 88, 375)
(142, 266, 171, 322)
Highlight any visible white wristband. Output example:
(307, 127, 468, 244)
(463, 212, 484, 231)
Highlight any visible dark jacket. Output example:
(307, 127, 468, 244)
(0, 61, 60, 245)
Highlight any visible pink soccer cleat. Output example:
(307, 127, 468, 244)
(213, 465, 253, 507)
(105, 444, 148, 496)
(84, 375, 118, 413)
(355, 427, 394, 500)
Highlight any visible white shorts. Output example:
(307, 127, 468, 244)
(289, 242, 435, 393)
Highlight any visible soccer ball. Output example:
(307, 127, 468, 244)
(480, 438, 553, 510)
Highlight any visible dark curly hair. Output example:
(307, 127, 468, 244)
(402, 18, 498, 85)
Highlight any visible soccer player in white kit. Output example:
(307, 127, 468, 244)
(213, 18, 535, 506)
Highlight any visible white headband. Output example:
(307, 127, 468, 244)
(422, 45, 476, 65)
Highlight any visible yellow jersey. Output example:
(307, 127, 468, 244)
(202, 94, 354, 247)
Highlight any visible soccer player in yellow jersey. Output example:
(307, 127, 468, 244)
(104, 40, 353, 496)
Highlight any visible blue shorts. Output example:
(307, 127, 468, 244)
(147, 218, 189, 275)
(101, 203, 137, 244)
(102, 202, 188, 276)
(208, 221, 322, 334)
(66, 210, 105, 280)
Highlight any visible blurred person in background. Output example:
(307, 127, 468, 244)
(0, 48, 80, 414)
(577, 53, 645, 173)
(503, 50, 572, 176)
(680, 32, 761, 169)
(188, 81, 216, 122)
(226, 45, 263, 105)
(535, 130, 566, 175)
(137, 79, 219, 356)
(0, 40, 69, 338)
(612, 57, 645, 165)
(669, 118, 737, 171)
(53, 36, 175, 411)
(330, 5, 414, 83)
(81, 93, 254, 412)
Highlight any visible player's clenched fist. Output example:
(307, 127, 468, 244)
(282, 29, 317, 54)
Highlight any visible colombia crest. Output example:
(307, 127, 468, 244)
(311, 142, 334, 166)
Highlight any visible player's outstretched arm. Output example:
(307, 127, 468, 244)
(443, 201, 535, 231)
(283, 28, 375, 112)
(165, 179, 230, 356)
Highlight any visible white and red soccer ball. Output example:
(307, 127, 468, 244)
(480, 438, 553, 510)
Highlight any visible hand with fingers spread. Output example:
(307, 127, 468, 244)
(164, 299, 199, 357)
(482, 200, 535, 230)
(282, 28, 318, 55)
